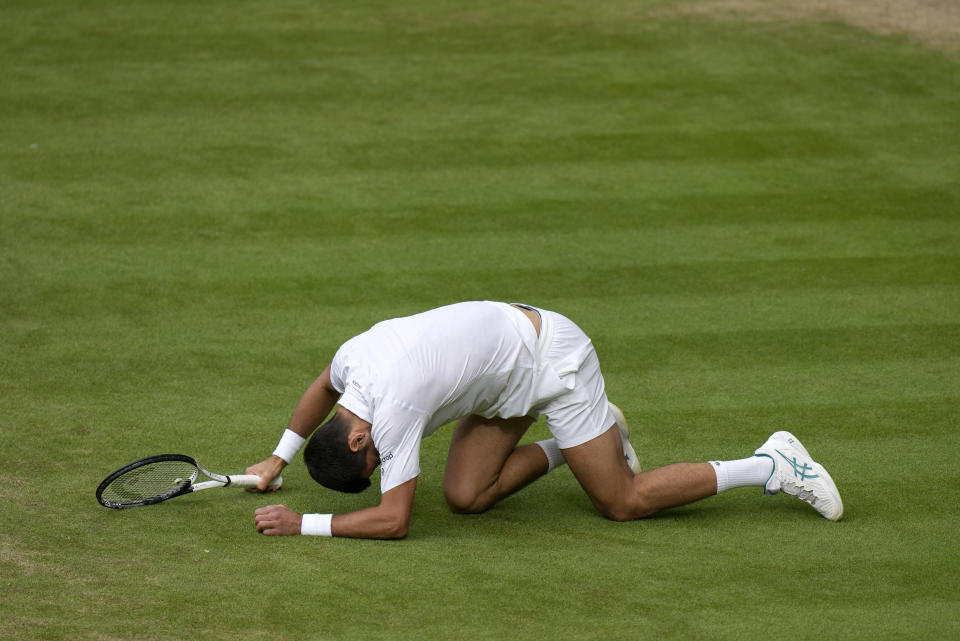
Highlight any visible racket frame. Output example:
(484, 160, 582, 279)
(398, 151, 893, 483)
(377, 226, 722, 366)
(96, 453, 280, 509)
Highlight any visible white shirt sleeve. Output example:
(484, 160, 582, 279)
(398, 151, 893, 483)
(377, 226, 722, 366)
(329, 345, 347, 394)
(372, 401, 429, 494)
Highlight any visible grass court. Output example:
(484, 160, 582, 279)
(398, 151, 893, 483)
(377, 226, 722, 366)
(2, 1, 958, 639)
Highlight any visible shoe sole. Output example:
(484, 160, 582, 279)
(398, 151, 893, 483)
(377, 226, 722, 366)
(760, 431, 844, 521)
(609, 402, 641, 474)
(815, 465, 843, 521)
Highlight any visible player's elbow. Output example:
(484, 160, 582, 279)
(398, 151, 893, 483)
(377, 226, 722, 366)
(376, 509, 410, 539)
(382, 517, 409, 539)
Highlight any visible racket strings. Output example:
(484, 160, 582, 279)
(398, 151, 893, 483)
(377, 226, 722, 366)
(99, 460, 197, 505)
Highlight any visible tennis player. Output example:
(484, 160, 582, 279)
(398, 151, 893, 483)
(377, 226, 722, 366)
(249, 301, 842, 539)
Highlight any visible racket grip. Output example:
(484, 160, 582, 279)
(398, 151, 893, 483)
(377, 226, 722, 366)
(227, 474, 283, 489)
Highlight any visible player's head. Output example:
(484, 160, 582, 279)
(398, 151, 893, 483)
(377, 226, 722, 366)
(304, 409, 375, 493)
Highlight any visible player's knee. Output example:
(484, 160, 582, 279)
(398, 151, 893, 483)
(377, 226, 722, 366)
(596, 501, 638, 522)
(443, 484, 487, 515)
(593, 493, 654, 522)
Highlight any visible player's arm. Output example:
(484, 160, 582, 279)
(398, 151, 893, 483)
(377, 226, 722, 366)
(246, 365, 341, 491)
(328, 477, 417, 539)
(285, 364, 342, 437)
(254, 477, 417, 540)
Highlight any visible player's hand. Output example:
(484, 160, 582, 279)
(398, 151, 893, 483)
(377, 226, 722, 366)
(254, 504, 303, 536)
(245, 455, 286, 492)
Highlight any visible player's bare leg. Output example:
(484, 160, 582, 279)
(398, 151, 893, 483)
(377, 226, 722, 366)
(443, 414, 547, 514)
(562, 425, 717, 521)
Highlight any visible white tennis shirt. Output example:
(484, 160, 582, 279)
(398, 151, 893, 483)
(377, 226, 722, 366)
(329, 301, 540, 493)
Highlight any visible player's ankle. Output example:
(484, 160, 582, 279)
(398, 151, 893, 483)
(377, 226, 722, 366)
(710, 456, 774, 493)
(536, 439, 566, 472)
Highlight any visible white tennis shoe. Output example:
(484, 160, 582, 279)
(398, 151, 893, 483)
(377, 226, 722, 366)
(609, 402, 642, 474)
(755, 431, 843, 521)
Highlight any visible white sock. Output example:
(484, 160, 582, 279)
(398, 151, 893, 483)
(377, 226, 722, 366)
(535, 439, 566, 473)
(710, 456, 774, 493)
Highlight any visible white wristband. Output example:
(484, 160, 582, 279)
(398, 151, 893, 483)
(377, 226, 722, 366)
(301, 513, 333, 537)
(272, 429, 306, 464)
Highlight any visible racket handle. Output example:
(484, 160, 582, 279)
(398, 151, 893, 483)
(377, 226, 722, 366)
(226, 474, 283, 489)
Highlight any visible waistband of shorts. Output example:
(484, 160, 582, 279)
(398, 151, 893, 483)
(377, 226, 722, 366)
(509, 302, 542, 323)
(509, 303, 554, 366)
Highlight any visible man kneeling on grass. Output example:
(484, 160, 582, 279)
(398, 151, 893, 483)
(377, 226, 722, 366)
(248, 301, 843, 539)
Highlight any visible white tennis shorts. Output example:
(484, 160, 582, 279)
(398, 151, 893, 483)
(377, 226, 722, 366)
(526, 306, 616, 449)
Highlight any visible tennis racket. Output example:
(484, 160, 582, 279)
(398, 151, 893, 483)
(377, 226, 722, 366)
(96, 453, 282, 509)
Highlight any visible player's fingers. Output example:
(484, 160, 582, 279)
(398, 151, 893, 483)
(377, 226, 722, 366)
(254, 505, 293, 535)
(259, 474, 284, 493)
(256, 516, 278, 534)
(254, 504, 286, 518)
(255, 515, 283, 535)
(254, 507, 272, 531)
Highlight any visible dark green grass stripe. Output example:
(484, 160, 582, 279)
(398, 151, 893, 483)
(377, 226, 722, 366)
(545, 256, 960, 293)
(611, 357, 958, 409)
(276, 128, 865, 171)
(357, 257, 956, 300)
(5, 257, 957, 319)
(7, 191, 958, 242)
(335, 187, 960, 228)
(4, 121, 952, 177)
(600, 323, 960, 370)
(622, 396, 960, 437)
(563, 289, 959, 344)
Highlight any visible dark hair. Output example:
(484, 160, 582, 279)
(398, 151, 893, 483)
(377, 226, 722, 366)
(304, 412, 372, 493)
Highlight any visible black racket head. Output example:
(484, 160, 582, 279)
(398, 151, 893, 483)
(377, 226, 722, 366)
(96, 454, 199, 509)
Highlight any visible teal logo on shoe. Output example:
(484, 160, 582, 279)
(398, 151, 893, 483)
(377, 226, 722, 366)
(775, 449, 819, 481)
